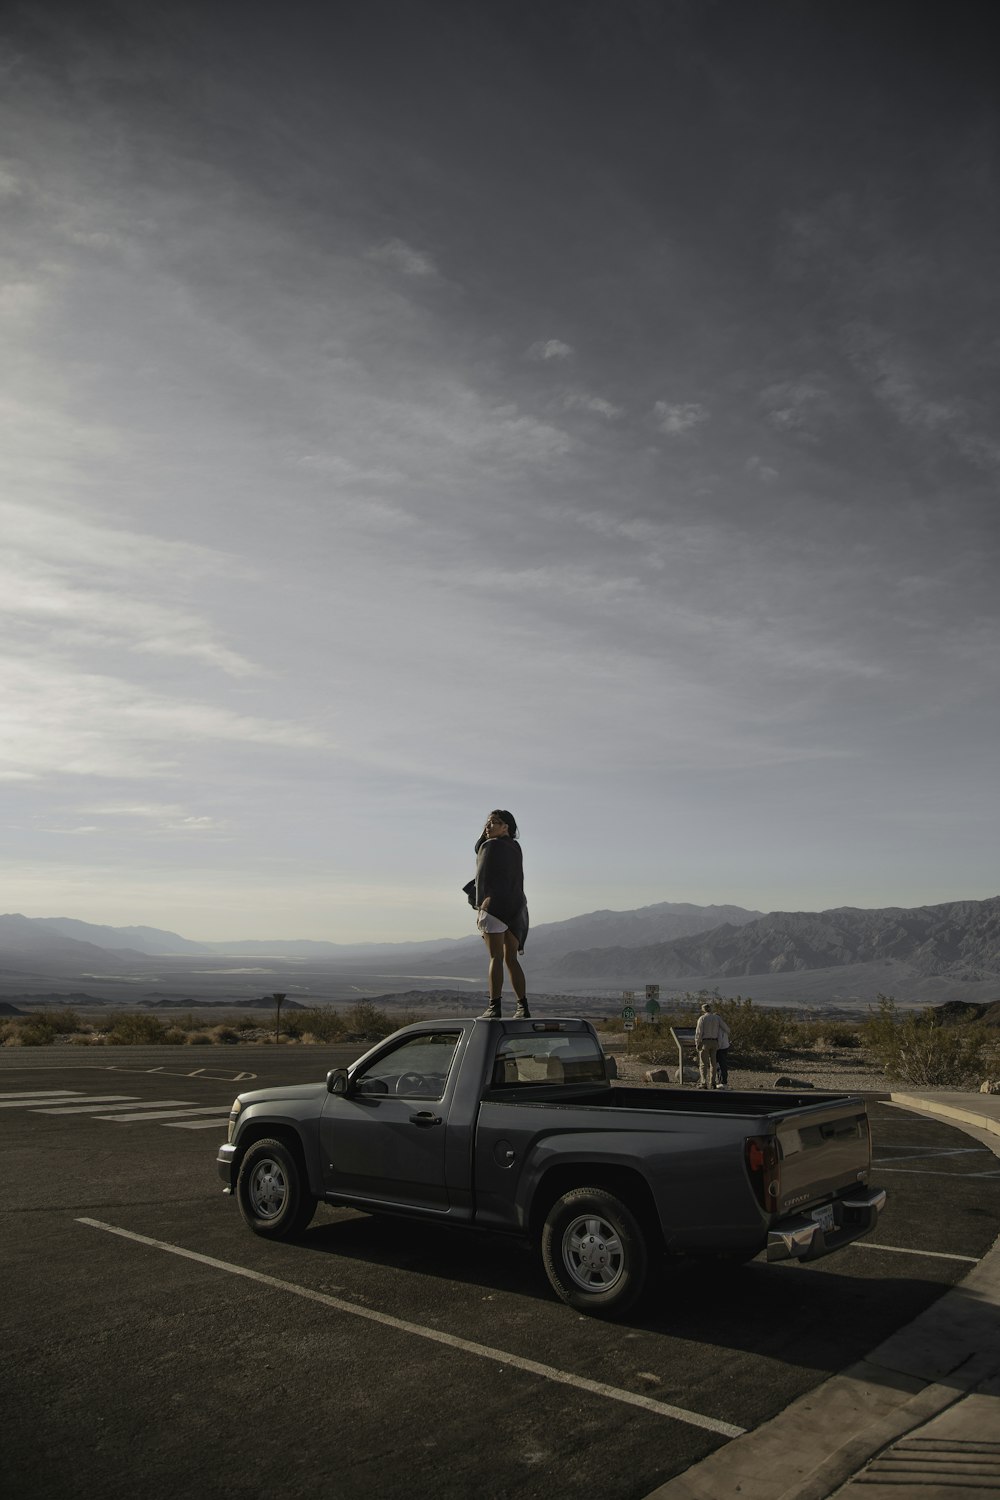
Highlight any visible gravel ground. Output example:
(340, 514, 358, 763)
(603, 1034, 892, 1093)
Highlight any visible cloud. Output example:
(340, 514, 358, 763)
(366, 238, 437, 277)
(527, 339, 574, 361)
(81, 801, 226, 834)
(1, 501, 260, 677)
(760, 376, 840, 441)
(746, 455, 779, 481)
(653, 401, 708, 435)
(842, 324, 1000, 473)
(562, 391, 623, 420)
(0, 653, 330, 782)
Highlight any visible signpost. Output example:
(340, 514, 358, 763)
(621, 996, 636, 1052)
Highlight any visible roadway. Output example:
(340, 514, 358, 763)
(3, 1046, 998, 1500)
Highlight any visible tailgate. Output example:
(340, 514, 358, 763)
(773, 1097, 871, 1214)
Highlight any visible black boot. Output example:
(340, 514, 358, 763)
(512, 999, 531, 1019)
(479, 999, 501, 1019)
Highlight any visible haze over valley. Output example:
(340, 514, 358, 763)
(3, 896, 998, 1017)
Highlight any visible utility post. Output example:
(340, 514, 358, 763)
(272, 992, 286, 1045)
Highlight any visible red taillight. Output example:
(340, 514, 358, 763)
(745, 1134, 782, 1211)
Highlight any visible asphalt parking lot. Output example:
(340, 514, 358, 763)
(3, 1048, 999, 1500)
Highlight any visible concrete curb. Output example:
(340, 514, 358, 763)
(644, 1093, 1000, 1500)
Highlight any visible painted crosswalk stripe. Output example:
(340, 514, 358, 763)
(37, 1098, 195, 1114)
(35, 1096, 140, 1112)
(96, 1105, 234, 1122)
(0, 1090, 84, 1101)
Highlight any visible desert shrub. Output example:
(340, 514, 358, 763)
(15, 1014, 60, 1046)
(105, 1012, 169, 1045)
(393, 1009, 429, 1029)
(185, 1030, 213, 1045)
(715, 998, 786, 1061)
(162, 1027, 187, 1045)
(795, 1019, 862, 1050)
(342, 1002, 393, 1040)
(862, 994, 995, 1086)
(283, 1007, 348, 1042)
(210, 1025, 240, 1045)
(46, 1007, 86, 1034)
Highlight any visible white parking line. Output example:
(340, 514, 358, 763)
(163, 1118, 231, 1130)
(849, 1242, 979, 1264)
(37, 1099, 193, 1114)
(873, 1148, 986, 1165)
(95, 1106, 234, 1122)
(0, 1090, 83, 1101)
(76, 1217, 745, 1439)
(872, 1167, 1000, 1179)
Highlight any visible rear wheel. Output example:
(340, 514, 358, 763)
(540, 1187, 649, 1317)
(236, 1138, 316, 1239)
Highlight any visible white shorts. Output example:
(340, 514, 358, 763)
(477, 908, 508, 935)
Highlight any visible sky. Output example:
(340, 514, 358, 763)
(2, 0, 998, 942)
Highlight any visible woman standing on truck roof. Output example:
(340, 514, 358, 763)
(464, 809, 530, 1020)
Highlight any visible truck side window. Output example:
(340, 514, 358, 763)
(354, 1032, 461, 1099)
(491, 1034, 606, 1087)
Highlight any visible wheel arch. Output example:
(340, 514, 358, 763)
(527, 1163, 663, 1248)
(233, 1120, 308, 1180)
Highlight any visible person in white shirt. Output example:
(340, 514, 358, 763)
(694, 1002, 721, 1089)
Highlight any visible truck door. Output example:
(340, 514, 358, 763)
(319, 1030, 463, 1210)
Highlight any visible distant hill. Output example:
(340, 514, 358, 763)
(44, 918, 212, 956)
(406, 901, 764, 972)
(0, 914, 136, 971)
(552, 897, 1000, 984)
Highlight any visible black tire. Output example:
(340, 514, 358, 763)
(540, 1187, 649, 1317)
(236, 1137, 316, 1239)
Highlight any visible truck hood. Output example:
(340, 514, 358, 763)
(235, 1080, 329, 1109)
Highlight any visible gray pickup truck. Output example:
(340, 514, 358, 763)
(217, 1016, 885, 1316)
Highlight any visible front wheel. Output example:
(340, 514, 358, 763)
(540, 1187, 649, 1317)
(236, 1138, 316, 1239)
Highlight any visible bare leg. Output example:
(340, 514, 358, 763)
(502, 931, 526, 1001)
(483, 931, 505, 1000)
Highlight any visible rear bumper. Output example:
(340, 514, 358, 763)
(767, 1186, 886, 1263)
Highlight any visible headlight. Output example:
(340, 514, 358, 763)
(227, 1098, 242, 1143)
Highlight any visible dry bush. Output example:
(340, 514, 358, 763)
(104, 1012, 170, 1045)
(283, 1007, 347, 1042)
(862, 994, 996, 1086)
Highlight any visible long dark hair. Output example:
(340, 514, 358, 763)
(489, 809, 518, 838)
(475, 809, 519, 854)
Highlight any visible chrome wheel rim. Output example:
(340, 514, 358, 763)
(248, 1158, 287, 1219)
(562, 1212, 625, 1292)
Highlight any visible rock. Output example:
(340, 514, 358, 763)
(980, 1079, 1000, 1094)
(774, 1076, 814, 1089)
(645, 1068, 671, 1083)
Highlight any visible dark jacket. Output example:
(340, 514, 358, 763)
(463, 836, 529, 952)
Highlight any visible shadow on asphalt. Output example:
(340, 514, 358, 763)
(293, 1210, 956, 1375)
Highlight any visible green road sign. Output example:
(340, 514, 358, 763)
(621, 1005, 636, 1021)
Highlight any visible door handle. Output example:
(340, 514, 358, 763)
(409, 1111, 442, 1127)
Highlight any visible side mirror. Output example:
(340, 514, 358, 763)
(327, 1067, 350, 1095)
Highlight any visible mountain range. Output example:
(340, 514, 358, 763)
(1, 897, 998, 1007)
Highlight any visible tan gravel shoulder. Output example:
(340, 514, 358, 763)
(603, 1033, 891, 1093)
